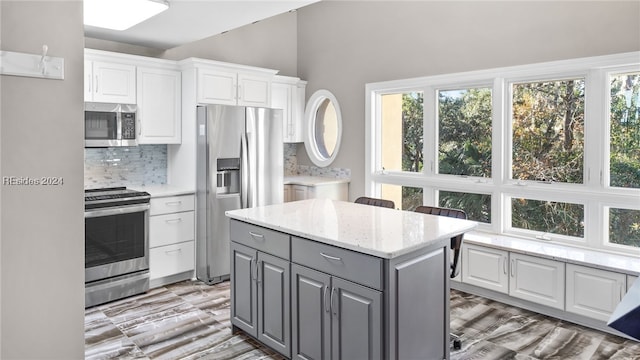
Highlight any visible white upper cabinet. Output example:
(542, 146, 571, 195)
(197, 66, 275, 107)
(84, 60, 136, 104)
(137, 66, 182, 144)
(271, 76, 307, 143)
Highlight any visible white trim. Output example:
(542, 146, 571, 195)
(304, 89, 343, 168)
(366, 52, 640, 257)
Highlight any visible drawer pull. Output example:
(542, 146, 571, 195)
(165, 249, 182, 255)
(165, 218, 183, 224)
(249, 231, 265, 240)
(165, 201, 182, 206)
(320, 252, 342, 262)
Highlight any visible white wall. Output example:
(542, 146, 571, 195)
(296, 1, 640, 200)
(161, 10, 299, 76)
(0, 1, 85, 358)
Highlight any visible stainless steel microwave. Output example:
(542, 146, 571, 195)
(85, 102, 137, 147)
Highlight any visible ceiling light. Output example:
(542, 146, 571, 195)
(84, 0, 169, 31)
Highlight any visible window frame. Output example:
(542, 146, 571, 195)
(365, 52, 640, 256)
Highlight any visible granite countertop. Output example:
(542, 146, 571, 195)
(284, 175, 350, 186)
(226, 198, 477, 259)
(131, 184, 195, 198)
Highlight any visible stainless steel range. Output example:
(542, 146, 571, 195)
(84, 187, 151, 307)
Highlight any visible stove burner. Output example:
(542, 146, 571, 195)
(84, 187, 150, 209)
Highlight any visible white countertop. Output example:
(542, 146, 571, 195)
(226, 198, 477, 259)
(465, 232, 640, 276)
(284, 176, 350, 186)
(130, 184, 194, 198)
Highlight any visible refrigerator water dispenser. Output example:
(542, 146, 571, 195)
(217, 158, 240, 195)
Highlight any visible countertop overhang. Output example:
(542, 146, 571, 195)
(226, 199, 477, 259)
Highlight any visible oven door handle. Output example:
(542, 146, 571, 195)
(85, 204, 150, 218)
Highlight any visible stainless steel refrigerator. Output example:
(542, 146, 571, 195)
(196, 104, 283, 284)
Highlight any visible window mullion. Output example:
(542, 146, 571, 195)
(493, 77, 507, 234)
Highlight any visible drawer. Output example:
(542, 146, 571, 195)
(149, 211, 194, 248)
(149, 241, 194, 280)
(230, 220, 290, 260)
(292, 237, 383, 290)
(150, 195, 194, 215)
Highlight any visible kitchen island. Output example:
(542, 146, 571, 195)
(226, 199, 477, 360)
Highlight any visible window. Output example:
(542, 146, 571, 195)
(439, 190, 491, 223)
(381, 184, 422, 211)
(438, 88, 492, 177)
(609, 71, 640, 189)
(380, 91, 424, 173)
(366, 53, 640, 255)
(511, 79, 584, 183)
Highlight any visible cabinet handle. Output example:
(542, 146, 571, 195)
(330, 286, 337, 316)
(510, 259, 515, 277)
(252, 257, 258, 282)
(257, 260, 262, 285)
(165, 201, 182, 206)
(87, 74, 92, 93)
(165, 218, 182, 224)
(95, 75, 99, 93)
(324, 286, 330, 313)
(620, 283, 625, 301)
(164, 248, 182, 255)
(320, 252, 342, 262)
(503, 258, 507, 275)
(249, 232, 265, 241)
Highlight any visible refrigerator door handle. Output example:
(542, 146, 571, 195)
(240, 132, 249, 209)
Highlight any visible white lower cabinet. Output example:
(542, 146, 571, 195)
(628, 275, 638, 292)
(149, 194, 195, 288)
(462, 244, 509, 293)
(462, 244, 565, 309)
(150, 241, 195, 280)
(508, 253, 565, 310)
(284, 181, 349, 202)
(566, 263, 626, 322)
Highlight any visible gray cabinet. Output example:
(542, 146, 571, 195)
(230, 219, 450, 360)
(291, 264, 331, 360)
(291, 264, 381, 360)
(230, 224, 291, 358)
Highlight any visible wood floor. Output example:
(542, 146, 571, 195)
(85, 280, 639, 360)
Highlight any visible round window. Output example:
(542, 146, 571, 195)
(304, 90, 342, 167)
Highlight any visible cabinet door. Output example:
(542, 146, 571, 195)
(257, 252, 291, 358)
(290, 82, 306, 142)
(284, 185, 292, 203)
(292, 185, 308, 201)
(629, 275, 638, 292)
(237, 73, 271, 107)
(90, 61, 136, 104)
(566, 264, 626, 321)
(272, 82, 294, 142)
(291, 264, 331, 360)
(331, 277, 382, 360)
(137, 67, 181, 144)
(461, 243, 509, 293)
(197, 68, 238, 105)
(230, 242, 258, 337)
(509, 253, 565, 310)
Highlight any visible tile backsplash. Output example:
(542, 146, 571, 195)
(284, 143, 351, 179)
(84, 144, 350, 189)
(84, 145, 167, 189)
